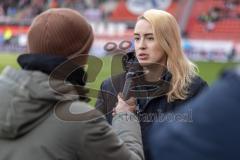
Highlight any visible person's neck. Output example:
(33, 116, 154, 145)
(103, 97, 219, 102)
(143, 64, 166, 82)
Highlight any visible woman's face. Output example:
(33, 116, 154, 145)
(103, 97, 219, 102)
(134, 19, 166, 67)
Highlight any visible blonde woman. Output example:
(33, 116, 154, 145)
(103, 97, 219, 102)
(96, 9, 208, 160)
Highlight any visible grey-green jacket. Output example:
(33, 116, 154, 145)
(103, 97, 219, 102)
(0, 66, 144, 160)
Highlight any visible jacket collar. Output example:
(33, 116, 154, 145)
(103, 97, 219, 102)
(18, 54, 87, 86)
(17, 53, 89, 102)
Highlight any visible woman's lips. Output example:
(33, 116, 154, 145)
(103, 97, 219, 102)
(138, 53, 149, 60)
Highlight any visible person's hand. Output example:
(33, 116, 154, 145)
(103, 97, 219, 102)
(112, 93, 136, 116)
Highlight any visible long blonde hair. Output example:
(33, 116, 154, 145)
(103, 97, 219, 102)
(140, 9, 198, 102)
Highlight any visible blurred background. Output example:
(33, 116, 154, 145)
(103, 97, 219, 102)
(0, 0, 239, 103)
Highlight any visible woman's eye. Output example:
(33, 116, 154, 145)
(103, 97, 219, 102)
(134, 37, 140, 41)
(147, 37, 154, 40)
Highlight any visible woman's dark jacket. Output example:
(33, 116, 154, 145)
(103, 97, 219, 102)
(95, 52, 208, 160)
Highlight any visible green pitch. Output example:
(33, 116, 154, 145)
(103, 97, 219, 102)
(0, 53, 238, 105)
(0, 53, 19, 70)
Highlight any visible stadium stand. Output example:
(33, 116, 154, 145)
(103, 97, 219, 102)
(0, 0, 239, 61)
(186, 0, 240, 41)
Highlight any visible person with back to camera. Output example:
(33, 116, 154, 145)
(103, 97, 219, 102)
(0, 8, 144, 160)
(149, 66, 240, 160)
(96, 9, 208, 160)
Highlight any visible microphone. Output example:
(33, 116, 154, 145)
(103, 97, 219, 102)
(121, 51, 143, 100)
(122, 71, 135, 100)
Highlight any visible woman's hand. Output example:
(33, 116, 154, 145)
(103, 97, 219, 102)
(112, 93, 136, 116)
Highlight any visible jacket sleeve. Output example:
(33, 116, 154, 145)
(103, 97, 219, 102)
(95, 78, 118, 123)
(80, 112, 144, 160)
(95, 81, 108, 114)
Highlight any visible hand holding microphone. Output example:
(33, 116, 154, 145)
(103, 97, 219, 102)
(112, 51, 142, 116)
(112, 93, 136, 116)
